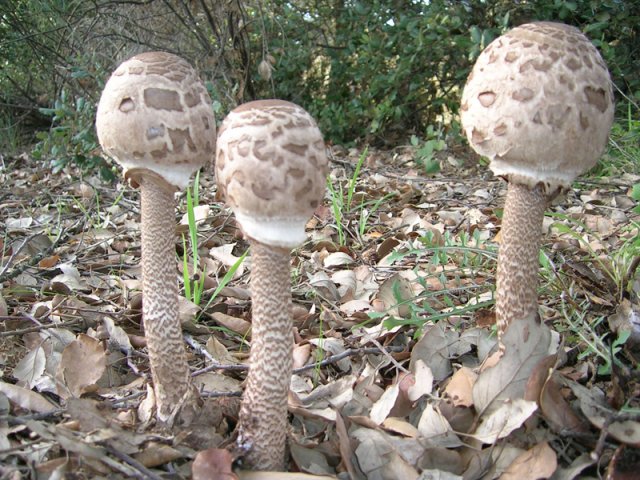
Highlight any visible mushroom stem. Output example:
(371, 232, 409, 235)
(495, 181, 548, 338)
(139, 175, 196, 424)
(238, 239, 293, 470)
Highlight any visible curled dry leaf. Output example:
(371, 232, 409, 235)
(134, 442, 183, 468)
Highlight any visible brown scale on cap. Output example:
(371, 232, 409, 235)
(96, 52, 215, 425)
(460, 22, 614, 341)
(216, 100, 327, 470)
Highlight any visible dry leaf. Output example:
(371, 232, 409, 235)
(444, 367, 477, 407)
(134, 442, 183, 467)
(290, 443, 335, 476)
(212, 312, 251, 337)
(473, 312, 555, 415)
(407, 359, 433, 401)
(0, 381, 57, 413)
(192, 447, 237, 480)
(382, 417, 419, 438)
(56, 334, 106, 399)
(472, 398, 537, 444)
(12, 345, 46, 389)
(410, 322, 453, 381)
(501, 441, 557, 479)
(370, 383, 400, 425)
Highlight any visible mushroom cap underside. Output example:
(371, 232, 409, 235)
(215, 99, 328, 249)
(461, 21, 614, 190)
(96, 51, 215, 189)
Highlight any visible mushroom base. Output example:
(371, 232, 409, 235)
(237, 240, 293, 471)
(495, 181, 548, 339)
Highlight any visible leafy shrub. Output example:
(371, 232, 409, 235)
(32, 89, 114, 180)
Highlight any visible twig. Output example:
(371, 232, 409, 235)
(0, 224, 68, 282)
(370, 338, 409, 373)
(103, 444, 165, 480)
(191, 344, 406, 377)
(292, 345, 406, 374)
(0, 318, 84, 337)
(591, 410, 640, 461)
(184, 332, 216, 363)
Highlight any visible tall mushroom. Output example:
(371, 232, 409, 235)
(96, 52, 215, 424)
(215, 100, 328, 470)
(460, 22, 614, 339)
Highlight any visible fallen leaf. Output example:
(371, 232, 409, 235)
(56, 334, 106, 399)
(417, 403, 462, 447)
(444, 367, 477, 407)
(473, 312, 555, 415)
(370, 383, 400, 425)
(12, 344, 46, 389)
(290, 443, 335, 476)
(501, 441, 557, 479)
(0, 381, 57, 413)
(211, 312, 251, 337)
(410, 322, 453, 381)
(407, 359, 433, 402)
(472, 398, 537, 444)
(192, 447, 237, 480)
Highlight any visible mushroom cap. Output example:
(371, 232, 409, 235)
(96, 51, 215, 189)
(215, 100, 328, 249)
(460, 22, 614, 191)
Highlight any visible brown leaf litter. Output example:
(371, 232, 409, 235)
(1, 145, 639, 479)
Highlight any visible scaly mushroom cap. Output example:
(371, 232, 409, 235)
(215, 99, 328, 249)
(96, 51, 215, 189)
(461, 22, 614, 192)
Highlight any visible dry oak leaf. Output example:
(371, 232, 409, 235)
(56, 334, 106, 399)
(471, 398, 538, 444)
(473, 312, 555, 415)
(0, 381, 57, 413)
(501, 441, 557, 479)
(444, 366, 477, 407)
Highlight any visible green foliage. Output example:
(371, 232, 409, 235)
(32, 90, 114, 180)
(374, 229, 496, 329)
(549, 217, 640, 303)
(182, 174, 206, 306)
(262, 1, 483, 145)
(1, 0, 639, 174)
(410, 126, 446, 175)
(327, 147, 369, 246)
(561, 304, 629, 376)
(0, 114, 23, 155)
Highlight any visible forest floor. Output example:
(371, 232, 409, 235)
(1, 142, 639, 479)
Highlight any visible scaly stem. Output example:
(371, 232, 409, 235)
(139, 177, 196, 425)
(495, 182, 548, 339)
(238, 239, 292, 470)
